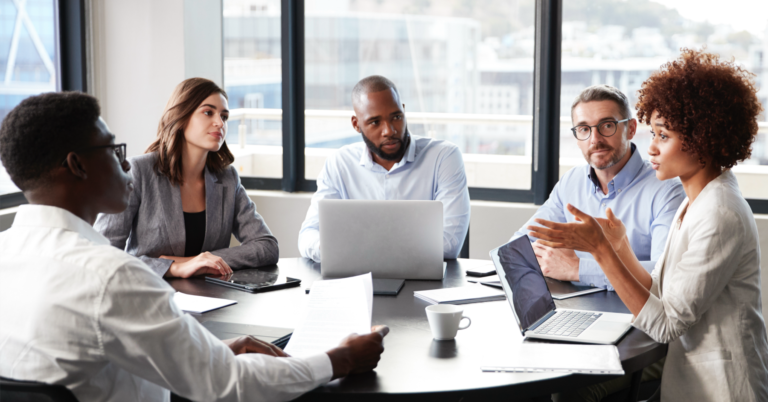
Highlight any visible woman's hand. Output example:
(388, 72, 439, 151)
(223, 335, 289, 357)
(594, 208, 627, 252)
(526, 204, 612, 255)
(161, 251, 233, 278)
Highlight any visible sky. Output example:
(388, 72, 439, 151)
(661, 0, 768, 37)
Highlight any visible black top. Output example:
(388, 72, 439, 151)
(183, 210, 206, 257)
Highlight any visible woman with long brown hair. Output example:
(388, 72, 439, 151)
(95, 78, 278, 278)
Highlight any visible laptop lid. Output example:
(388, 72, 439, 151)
(319, 199, 444, 280)
(489, 236, 557, 335)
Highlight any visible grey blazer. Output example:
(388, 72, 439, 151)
(94, 152, 279, 276)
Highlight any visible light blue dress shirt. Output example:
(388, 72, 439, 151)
(299, 135, 471, 262)
(512, 144, 684, 290)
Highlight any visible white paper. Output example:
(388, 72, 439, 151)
(284, 273, 373, 357)
(481, 343, 624, 375)
(173, 292, 236, 313)
(414, 284, 505, 304)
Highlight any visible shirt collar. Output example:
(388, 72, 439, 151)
(587, 143, 643, 194)
(358, 135, 416, 170)
(12, 204, 110, 245)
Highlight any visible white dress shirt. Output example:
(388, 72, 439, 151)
(299, 136, 471, 262)
(0, 205, 332, 402)
(633, 171, 768, 401)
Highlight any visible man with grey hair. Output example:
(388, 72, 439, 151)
(298, 75, 471, 262)
(511, 84, 684, 292)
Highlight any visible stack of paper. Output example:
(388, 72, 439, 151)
(284, 273, 373, 357)
(414, 284, 506, 305)
(481, 343, 624, 375)
(173, 292, 236, 313)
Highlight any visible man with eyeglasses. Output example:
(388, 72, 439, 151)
(511, 85, 684, 292)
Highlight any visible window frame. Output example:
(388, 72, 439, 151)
(0, 0, 86, 209)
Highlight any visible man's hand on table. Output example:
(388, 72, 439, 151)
(533, 242, 580, 282)
(327, 325, 390, 380)
(223, 335, 289, 357)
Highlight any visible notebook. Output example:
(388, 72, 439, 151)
(414, 284, 506, 305)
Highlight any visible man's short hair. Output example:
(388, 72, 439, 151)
(0, 92, 101, 190)
(571, 85, 632, 120)
(352, 75, 400, 105)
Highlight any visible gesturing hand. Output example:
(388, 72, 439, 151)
(162, 251, 233, 278)
(223, 335, 289, 357)
(526, 204, 611, 255)
(594, 208, 627, 252)
(328, 325, 390, 379)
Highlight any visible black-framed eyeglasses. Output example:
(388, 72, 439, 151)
(571, 119, 630, 141)
(61, 143, 127, 166)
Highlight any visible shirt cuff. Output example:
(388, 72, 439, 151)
(631, 292, 664, 333)
(577, 259, 612, 290)
(304, 353, 334, 384)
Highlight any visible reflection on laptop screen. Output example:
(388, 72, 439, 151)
(497, 237, 557, 330)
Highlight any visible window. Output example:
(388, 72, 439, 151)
(300, 0, 536, 190)
(223, 0, 283, 179)
(559, 0, 768, 199)
(0, 0, 58, 196)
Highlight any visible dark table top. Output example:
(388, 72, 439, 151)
(168, 258, 667, 401)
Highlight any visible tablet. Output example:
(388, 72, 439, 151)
(205, 268, 301, 293)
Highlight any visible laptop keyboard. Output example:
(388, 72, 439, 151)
(533, 311, 602, 337)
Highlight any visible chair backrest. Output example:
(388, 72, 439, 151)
(0, 376, 79, 402)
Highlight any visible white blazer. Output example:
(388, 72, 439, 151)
(633, 170, 768, 401)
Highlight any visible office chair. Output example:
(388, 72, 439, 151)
(0, 377, 78, 402)
(459, 225, 470, 258)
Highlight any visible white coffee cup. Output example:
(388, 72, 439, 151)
(425, 304, 472, 341)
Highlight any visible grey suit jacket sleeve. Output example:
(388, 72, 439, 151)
(94, 158, 173, 277)
(209, 169, 279, 269)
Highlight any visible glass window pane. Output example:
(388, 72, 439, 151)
(0, 0, 57, 195)
(223, 0, 282, 179)
(303, 0, 536, 190)
(559, 0, 768, 199)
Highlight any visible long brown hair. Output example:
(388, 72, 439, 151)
(146, 78, 235, 185)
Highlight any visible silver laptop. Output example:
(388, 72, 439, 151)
(489, 237, 633, 344)
(319, 200, 444, 280)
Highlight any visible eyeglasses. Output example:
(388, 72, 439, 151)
(571, 119, 630, 141)
(61, 143, 127, 166)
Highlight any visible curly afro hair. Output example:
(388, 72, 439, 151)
(636, 48, 763, 170)
(0, 92, 100, 191)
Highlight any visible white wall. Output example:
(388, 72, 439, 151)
(88, 0, 223, 159)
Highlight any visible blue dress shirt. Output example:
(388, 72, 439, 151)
(299, 136, 471, 262)
(512, 144, 684, 290)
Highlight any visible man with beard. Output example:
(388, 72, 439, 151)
(512, 85, 684, 291)
(298, 75, 470, 262)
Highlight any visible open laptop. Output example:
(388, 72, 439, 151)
(489, 236, 633, 344)
(319, 200, 445, 280)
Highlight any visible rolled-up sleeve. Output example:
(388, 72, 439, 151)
(434, 147, 470, 259)
(100, 260, 333, 401)
(632, 209, 740, 344)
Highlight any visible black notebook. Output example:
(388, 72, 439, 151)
(201, 321, 293, 348)
(480, 277, 604, 300)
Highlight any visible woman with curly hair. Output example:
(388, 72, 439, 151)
(532, 49, 768, 401)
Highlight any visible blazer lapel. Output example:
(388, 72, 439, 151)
(657, 199, 688, 293)
(158, 174, 186, 257)
(201, 167, 223, 253)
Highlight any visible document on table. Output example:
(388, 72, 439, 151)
(173, 292, 237, 313)
(481, 343, 624, 375)
(284, 273, 373, 357)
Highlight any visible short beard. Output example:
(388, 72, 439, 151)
(586, 138, 629, 170)
(361, 126, 410, 162)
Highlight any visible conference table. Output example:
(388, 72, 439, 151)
(168, 258, 667, 401)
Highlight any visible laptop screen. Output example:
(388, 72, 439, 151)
(493, 236, 557, 332)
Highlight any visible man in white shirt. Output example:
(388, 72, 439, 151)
(298, 75, 471, 261)
(0, 92, 388, 401)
